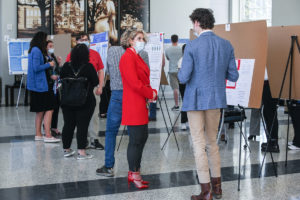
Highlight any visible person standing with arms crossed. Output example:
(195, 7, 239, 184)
(178, 9, 239, 200)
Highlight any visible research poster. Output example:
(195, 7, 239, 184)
(226, 59, 255, 107)
(144, 32, 164, 93)
(90, 31, 109, 73)
(7, 39, 31, 75)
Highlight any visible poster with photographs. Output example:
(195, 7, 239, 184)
(17, 0, 51, 38)
(88, 0, 119, 44)
(54, 0, 85, 34)
(120, 0, 150, 35)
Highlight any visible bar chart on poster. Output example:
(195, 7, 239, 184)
(7, 39, 31, 75)
(145, 32, 164, 93)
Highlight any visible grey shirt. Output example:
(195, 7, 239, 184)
(106, 47, 150, 90)
(106, 46, 125, 90)
(165, 45, 182, 73)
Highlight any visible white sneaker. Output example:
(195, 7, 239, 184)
(288, 144, 300, 150)
(44, 137, 60, 143)
(185, 122, 189, 128)
(35, 136, 44, 141)
(181, 123, 187, 130)
(288, 142, 293, 146)
(76, 153, 94, 160)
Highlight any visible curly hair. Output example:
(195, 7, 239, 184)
(70, 44, 90, 69)
(120, 28, 147, 49)
(29, 31, 48, 55)
(189, 8, 215, 29)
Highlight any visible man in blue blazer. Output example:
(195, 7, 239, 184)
(178, 8, 239, 200)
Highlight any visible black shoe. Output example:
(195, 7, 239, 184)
(248, 135, 256, 140)
(91, 139, 104, 150)
(171, 106, 180, 111)
(96, 165, 114, 177)
(261, 143, 280, 153)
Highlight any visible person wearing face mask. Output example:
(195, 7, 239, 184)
(119, 29, 157, 189)
(178, 9, 239, 200)
(66, 33, 105, 150)
(46, 40, 62, 137)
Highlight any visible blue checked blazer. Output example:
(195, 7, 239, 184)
(178, 31, 239, 111)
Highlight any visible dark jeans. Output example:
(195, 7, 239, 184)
(51, 91, 60, 129)
(262, 81, 279, 142)
(105, 90, 123, 168)
(179, 83, 188, 123)
(127, 124, 148, 172)
(290, 101, 300, 147)
(99, 80, 111, 115)
(62, 103, 95, 149)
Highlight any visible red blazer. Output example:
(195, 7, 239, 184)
(119, 48, 157, 125)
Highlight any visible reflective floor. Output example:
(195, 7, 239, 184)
(0, 92, 300, 200)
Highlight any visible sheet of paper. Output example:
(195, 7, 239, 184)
(226, 59, 255, 107)
(144, 33, 164, 93)
(90, 32, 109, 74)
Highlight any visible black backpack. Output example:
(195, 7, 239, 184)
(60, 63, 90, 107)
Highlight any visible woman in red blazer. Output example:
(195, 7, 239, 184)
(119, 29, 157, 189)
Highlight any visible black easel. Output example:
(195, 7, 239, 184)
(159, 85, 180, 151)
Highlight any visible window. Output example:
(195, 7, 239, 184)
(240, 0, 272, 26)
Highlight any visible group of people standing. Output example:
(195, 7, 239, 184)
(26, 8, 243, 200)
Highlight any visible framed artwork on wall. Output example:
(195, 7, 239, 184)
(87, 0, 119, 44)
(120, 0, 150, 35)
(53, 0, 85, 34)
(17, 0, 51, 38)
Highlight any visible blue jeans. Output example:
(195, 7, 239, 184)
(105, 90, 123, 168)
(149, 102, 156, 119)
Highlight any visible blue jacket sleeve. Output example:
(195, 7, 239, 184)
(178, 42, 194, 84)
(226, 45, 239, 82)
(32, 48, 50, 73)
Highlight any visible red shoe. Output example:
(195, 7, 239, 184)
(128, 171, 149, 185)
(127, 171, 148, 189)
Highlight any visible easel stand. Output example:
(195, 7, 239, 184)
(258, 106, 278, 177)
(159, 85, 180, 151)
(16, 74, 25, 109)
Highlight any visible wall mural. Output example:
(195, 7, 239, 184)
(17, 0, 51, 38)
(17, 0, 150, 43)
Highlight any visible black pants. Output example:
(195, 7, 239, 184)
(262, 81, 279, 142)
(127, 124, 148, 172)
(62, 104, 95, 149)
(179, 83, 188, 123)
(99, 80, 111, 115)
(290, 102, 300, 147)
(51, 92, 60, 129)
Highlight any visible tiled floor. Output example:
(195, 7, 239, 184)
(0, 93, 300, 200)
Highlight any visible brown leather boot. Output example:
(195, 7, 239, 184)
(211, 177, 222, 199)
(191, 183, 212, 200)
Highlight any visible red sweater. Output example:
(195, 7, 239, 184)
(119, 48, 157, 125)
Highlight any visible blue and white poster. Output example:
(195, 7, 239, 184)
(90, 32, 109, 74)
(7, 39, 31, 75)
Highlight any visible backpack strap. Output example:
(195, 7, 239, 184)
(69, 63, 85, 77)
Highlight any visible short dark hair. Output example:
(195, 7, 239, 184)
(70, 44, 90, 68)
(75, 33, 90, 41)
(182, 44, 186, 53)
(46, 40, 53, 46)
(189, 8, 215, 29)
(171, 35, 178, 43)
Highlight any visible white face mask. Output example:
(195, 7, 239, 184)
(80, 41, 90, 47)
(48, 48, 54, 54)
(134, 41, 145, 53)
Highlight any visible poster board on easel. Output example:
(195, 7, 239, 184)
(190, 20, 268, 109)
(144, 32, 165, 93)
(267, 26, 300, 100)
